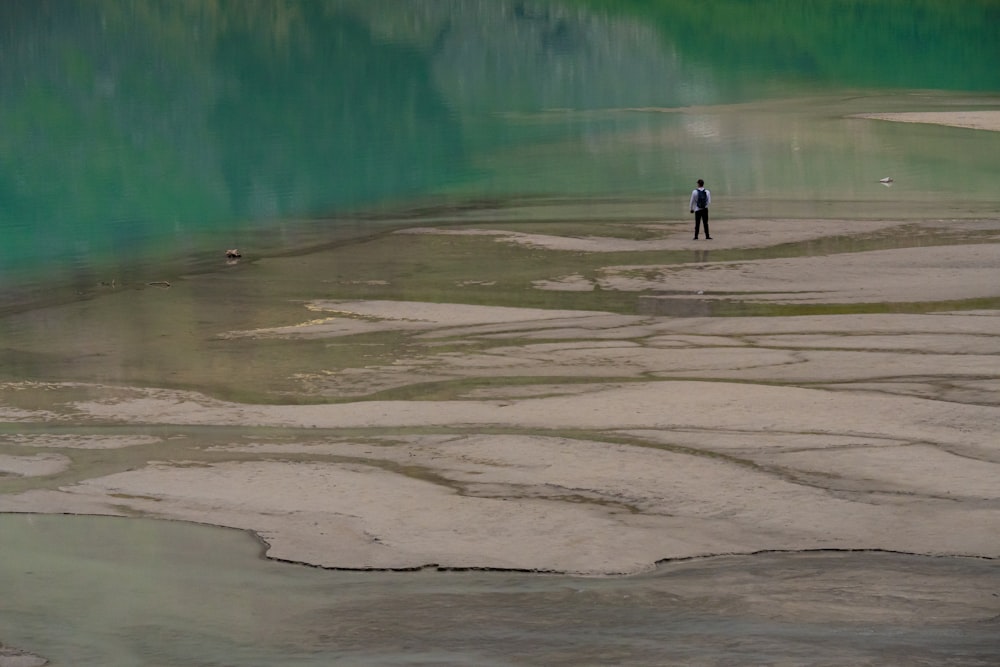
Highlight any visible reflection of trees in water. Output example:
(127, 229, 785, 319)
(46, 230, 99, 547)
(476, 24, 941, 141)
(591, 0, 1000, 92)
(0, 0, 683, 276)
(0, 2, 224, 266)
(210, 6, 463, 219)
(0, 1, 467, 275)
(348, 0, 683, 112)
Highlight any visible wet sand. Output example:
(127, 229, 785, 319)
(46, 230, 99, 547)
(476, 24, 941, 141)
(1, 206, 998, 576)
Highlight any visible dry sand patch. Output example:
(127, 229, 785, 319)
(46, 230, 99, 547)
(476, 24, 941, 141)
(399, 218, 910, 252)
(852, 110, 1000, 132)
(224, 300, 615, 339)
(760, 444, 1000, 498)
(57, 380, 997, 446)
(742, 333, 1000, 355)
(0, 453, 70, 477)
(599, 243, 1000, 303)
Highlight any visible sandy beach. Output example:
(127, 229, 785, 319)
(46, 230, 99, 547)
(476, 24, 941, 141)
(1, 205, 998, 576)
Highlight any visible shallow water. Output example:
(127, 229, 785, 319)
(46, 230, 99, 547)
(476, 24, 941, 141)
(2, 0, 999, 309)
(1, 514, 998, 666)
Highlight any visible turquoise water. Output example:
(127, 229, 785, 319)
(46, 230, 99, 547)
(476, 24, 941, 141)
(2, 0, 998, 308)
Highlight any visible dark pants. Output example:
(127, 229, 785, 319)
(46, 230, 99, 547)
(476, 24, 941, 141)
(694, 209, 710, 238)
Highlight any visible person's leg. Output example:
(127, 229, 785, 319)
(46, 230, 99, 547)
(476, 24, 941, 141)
(694, 210, 705, 238)
(704, 210, 711, 239)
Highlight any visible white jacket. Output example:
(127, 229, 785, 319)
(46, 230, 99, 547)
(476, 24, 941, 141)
(689, 187, 711, 211)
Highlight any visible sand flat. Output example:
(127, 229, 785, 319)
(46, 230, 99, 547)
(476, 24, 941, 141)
(597, 243, 1000, 303)
(2, 368, 996, 573)
(853, 110, 1000, 132)
(399, 217, 911, 252)
(1, 211, 999, 574)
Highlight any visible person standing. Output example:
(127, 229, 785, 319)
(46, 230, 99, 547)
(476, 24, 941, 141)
(689, 179, 712, 239)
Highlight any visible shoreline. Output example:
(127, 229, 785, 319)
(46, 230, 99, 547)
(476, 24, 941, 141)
(4, 508, 997, 577)
(5, 513, 998, 666)
(1, 208, 998, 575)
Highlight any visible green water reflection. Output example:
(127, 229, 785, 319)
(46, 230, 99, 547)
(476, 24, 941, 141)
(1, 1, 998, 296)
(591, 0, 1000, 93)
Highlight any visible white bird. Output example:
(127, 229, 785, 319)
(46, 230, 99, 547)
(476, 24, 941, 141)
(879, 177, 894, 185)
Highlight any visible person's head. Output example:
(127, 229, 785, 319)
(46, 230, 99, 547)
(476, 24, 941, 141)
(697, 179, 704, 187)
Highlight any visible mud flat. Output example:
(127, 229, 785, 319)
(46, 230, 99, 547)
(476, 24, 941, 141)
(0, 209, 998, 575)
